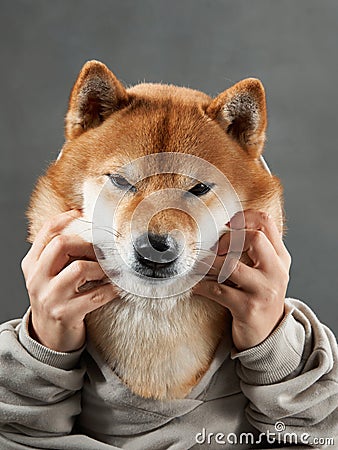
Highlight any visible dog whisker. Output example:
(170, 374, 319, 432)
(71, 216, 123, 238)
(73, 217, 93, 225)
(194, 260, 218, 271)
(92, 226, 122, 238)
(191, 248, 215, 255)
(192, 273, 218, 279)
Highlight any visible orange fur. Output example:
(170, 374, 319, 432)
(27, 61, 283, 399)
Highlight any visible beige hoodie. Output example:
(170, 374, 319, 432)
(0, 298, 337, 450)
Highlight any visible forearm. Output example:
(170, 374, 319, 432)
(0, 310, 85, 437)
(232, 298, 338, 447)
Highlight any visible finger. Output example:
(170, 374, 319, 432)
(216, 229, 277, 272)
(39, 234, 97, 277)
(216, 230, 245, 256)
(207, 254, 265, 291)
(204, 253, 234, 277)
(68, 283, 119, 318)
(224, 259, 265, 292)
(194, 252, 219, 277)
(52, 260, 108, 295)
(230, 210, 291, 266)
(23, 210, 81, 266)
(193, 279, 244, 311)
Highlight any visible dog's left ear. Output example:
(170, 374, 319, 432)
(65, 60, 129, 140)
(206, 78, 267, 157)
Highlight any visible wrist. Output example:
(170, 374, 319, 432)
(232, 306, 285, 351)
(231, 301, 305, 385)
(30, 313, 86, 352)
(19, 308, 86, 369)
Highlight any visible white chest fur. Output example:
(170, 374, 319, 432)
(86, 294, 228, 400)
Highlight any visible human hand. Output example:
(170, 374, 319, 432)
(193, 210, 291, 351)
(21, 210, 118, 352)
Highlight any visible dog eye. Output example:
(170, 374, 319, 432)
(107, 174, 136, 192)
(188, 183, 211, 196)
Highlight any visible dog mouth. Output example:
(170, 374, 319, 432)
(94, 235, 211, 298)
(132, 260, 180, 279)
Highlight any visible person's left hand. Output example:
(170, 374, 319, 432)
(193, 210, 291, 351)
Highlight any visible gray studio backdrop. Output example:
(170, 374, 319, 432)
(0, 0, 337, 335)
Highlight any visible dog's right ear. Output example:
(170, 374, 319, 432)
(65, 60, 129, 140)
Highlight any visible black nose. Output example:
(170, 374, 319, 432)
(134, 233, 179, 269)
(148, 233, 170, 252)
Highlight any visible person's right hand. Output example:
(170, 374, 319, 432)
(21, 210, 118, 352)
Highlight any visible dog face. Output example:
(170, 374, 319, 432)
(28, 61, 283, 301)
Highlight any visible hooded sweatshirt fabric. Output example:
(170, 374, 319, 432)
(0, 298, 337, 450)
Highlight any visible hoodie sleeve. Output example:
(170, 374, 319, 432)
(231, 298, 338, 448)
(0, 309, 86, 445)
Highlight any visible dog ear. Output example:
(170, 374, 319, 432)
(206, 78, 267, 157)
(65, 60, 129, 140)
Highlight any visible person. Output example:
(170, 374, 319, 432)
(0, 209, 337, 449)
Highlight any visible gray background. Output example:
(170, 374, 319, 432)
(0, 0, 337, 334)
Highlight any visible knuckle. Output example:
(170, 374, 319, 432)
(90, 290, 106, 304)
(21, 256, 28, 275)
(281, 269, 290, 286)
(259, 211, 272, 224)
(247, 290, 275, 313)
(42, 217, 59, 235)
(275, 261, 290, 288)
(70, 259, 87, 276)
(285, 251, 292, 268)
(25, 276, 35, 296)
(49, 305, 67, 323)
(245, 299, 259, 316)
(251, 229, 264, 246)
(50, 234, 68, 253)
(262, 284, 284, 306)
(29, 285, 54, 316)
(231, 259, 240, 274)
(266, 286, 279, 301)
(24, 270, 40, 298)
(211, 283, 224, 298)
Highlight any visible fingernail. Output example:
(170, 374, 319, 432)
(69, 209, 81, 215)
(229, 212, 245, 229)
(210, 242, 218, 251)
(192, 285, 199, 294)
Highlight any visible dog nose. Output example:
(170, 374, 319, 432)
(134, 233, 179, 269)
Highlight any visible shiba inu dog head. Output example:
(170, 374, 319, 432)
(28, 60, 283, 303)
(27, 61, 284, 398)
